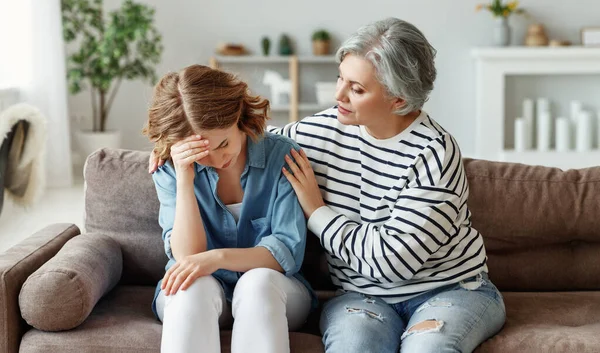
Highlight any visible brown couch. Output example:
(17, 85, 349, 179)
(2, 148, 600, 353)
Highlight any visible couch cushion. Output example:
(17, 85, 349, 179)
(476, 292, 600, 353)
(19, 233, 121, 331)
(84, 149, 166, 286)
(19, 285, 324, 353)
(464, 159, 600, 291)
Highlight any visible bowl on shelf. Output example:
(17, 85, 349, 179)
(315, 82, 337, 106)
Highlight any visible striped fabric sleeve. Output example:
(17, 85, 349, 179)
(307, 135, 467, 283)
(266, 120, 300, 140)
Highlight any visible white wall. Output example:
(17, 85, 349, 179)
(67, 0, 600, 156)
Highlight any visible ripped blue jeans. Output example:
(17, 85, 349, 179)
(320, 272, 506, 353)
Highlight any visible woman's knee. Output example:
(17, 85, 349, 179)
(166, 275, 223, 308)
(321, 311, 401, 353)
(234, 268, 283, 297)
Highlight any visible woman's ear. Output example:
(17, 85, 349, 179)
(392, 97, 406, 112)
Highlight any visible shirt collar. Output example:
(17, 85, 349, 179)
(195, 135, 265, 173)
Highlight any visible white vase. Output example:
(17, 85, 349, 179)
(493, 17, 511, 47)
(76, 130, 121, 161)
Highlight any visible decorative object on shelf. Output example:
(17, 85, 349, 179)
(522, 98, 534, 143)
(576, 111, 593, 151)
(278, 34, 293, 55)
(581, 27, 600, 47)
(514, 117, 530, 151)
(494, 17, 511, 47)
(570, 100, 582, 147)
(62, 0, 163, 156)
(549, 39, 572, 47)
(311, 29, 331, 56)
(262, 70, 291, 106)
(575, 110, 593, 152)
(555, 117, 570, 151)
(536, 98, 551, 151)
(315, 82, 337, 106)
(216, 43, 248, 56)
(524, 24, 549, 46)
(476, 0, 525, 46)
(261, 37, 271, 56)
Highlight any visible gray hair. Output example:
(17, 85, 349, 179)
(336, 18, 437, 115)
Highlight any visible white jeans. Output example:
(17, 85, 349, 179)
(156, 268, 312, 353)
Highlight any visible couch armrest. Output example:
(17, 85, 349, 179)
(0, 223, 80, 353)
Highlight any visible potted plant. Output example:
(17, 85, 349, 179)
(476, 0, 526, 46)
(311, 29, 331, 56)
(61, 0, 163, 158)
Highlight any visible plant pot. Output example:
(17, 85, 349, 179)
(76, 130, 121, 161)
(312, 40, 330, 56)
(493, 17, 511, 47)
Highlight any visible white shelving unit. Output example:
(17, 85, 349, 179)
(472, 46, 600, 169)
(209, 55, 337, 122)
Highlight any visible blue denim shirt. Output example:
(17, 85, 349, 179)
(151, 133, 313, 316)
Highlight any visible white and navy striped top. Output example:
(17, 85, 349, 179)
(268, 108, 488, 304)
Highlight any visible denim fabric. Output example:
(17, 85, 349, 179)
(150, 133, 314, 317)
(320, 272, 506, 353)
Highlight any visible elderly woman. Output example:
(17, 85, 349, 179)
(150, 17, 505, 353)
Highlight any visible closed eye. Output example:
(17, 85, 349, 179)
(214, 139, 228, 150)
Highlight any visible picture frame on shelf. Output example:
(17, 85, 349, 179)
(581, 27, 600, 47)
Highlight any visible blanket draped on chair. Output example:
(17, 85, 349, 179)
(0, 103, 46, 211)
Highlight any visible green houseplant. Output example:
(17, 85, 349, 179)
(62, 0, 163, 133)
(311, 29, 331, 55)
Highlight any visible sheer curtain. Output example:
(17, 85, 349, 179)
(0, 0, 73, 188)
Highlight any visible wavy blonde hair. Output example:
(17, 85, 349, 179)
(142, 64, 269, 160)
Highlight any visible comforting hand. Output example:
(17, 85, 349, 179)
(148, 150, 164, 173)
(169, 135, 210, 181)
(161, 250, 223, 296)
(282, 148, 326, 218)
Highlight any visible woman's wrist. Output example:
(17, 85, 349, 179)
(208, 249, 226, 269)
(176, 171, 195, 187)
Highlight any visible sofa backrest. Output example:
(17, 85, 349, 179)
(464, 158, 600, 291)
(84, 148, 600, 291)
(84, 149, 165, 286)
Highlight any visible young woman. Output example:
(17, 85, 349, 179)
(143, 64, 313, 353)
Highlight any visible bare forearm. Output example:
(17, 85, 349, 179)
(217, 247, 283, 273)
(171, 181, 207, 260)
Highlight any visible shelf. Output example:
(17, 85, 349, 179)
(213, 55, 336, 64)
(471, 46, 600, 60)
(472, 46, 600, 169)
(209, 55, 337, 123)
(500, 150, 600, 170)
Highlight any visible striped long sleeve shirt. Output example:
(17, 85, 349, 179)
(268, 108, 487, 303)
